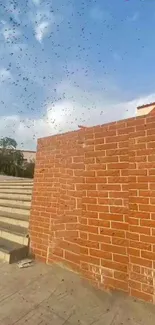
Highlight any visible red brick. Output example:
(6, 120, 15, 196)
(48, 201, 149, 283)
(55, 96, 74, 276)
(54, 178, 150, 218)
(103, 277, 128, 292)
(130, 256, 152, 268)
(141, 250, 155, 260)
(142, 284, 154, 295)
(80, 224, 98, 234)
(80, 254, 100, 266)
(130, 240, 151, 251)
(130, 289, 153, 303)
(78, 238, 99, 249)
(129, 211, 150, 220)
(139, 204, 155, 213)
(126, 232, 140, 241)
(109, 191, 128, 198)
(130, 183, 149, 190)
(129, 225, 150, 235)
(83, 211, 98, 219)
(73, 156, 84, 163)
(90, 248, 112, 260)
(128, 247, 140, 257)
(55, 230, 79, 238)
(129, 204, 138, 212)
(30, 113, 155, 304)
(100, 228, 125, 238)
(112, 237, 129, 247)
(130, 272, 148, 284)
(114, 271, 128, 281)
(113, 254, 128, 264)
(130, 197, 149, 204)
(132, 265, 141, 273)
(99, 213, 123, 222)
(107, 163, 128, 170)
(87, 204, 109, 212)
(129, 279, 141, 291)
(97, 184, 121, 191)
(128, 217, 139, 225)
(86, 177, 107, 183)
(140, 219, 155, 228)
(108, 176, 128, 183)
(87, 190, 108, 197)
(89, 233, 111, 243)
(110, 206, 128, 214)
(88, 219, 110, 228)
(140, 234, 155, 244)
(83, 197, 97, 204)
(80, 232, 88, 239)
(101, 243, 127, 255)
(52, 247, 64, 258)
(111, 221, 128, 231)
(101, 260, 128, 273)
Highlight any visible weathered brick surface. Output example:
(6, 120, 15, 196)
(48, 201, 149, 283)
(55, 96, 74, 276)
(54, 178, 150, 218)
(30, 109, 155, 303)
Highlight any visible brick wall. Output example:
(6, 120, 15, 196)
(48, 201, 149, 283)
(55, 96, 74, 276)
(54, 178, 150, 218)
(30, 109, 155, 303)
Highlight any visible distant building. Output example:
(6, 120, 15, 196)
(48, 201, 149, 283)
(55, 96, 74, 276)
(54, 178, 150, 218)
(136, 102, 155, 116)
(22, 150, 36, 163)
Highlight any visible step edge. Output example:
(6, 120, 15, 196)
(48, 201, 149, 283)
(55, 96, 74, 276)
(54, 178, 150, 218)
(0, 221, 29, 236)
(0, 238, 28, 253)
(0, 203, 31, 210)
(0, 195, 32, 200)
(0, 213, 29, 221)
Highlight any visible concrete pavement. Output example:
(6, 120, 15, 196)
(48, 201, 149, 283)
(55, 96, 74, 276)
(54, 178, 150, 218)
(0, 261, 155, 324)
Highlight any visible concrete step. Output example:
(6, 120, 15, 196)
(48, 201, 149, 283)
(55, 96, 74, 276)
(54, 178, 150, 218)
(0, 213, 29, 228)
(0, 221, 28, 246)
(0, 193, 32, 201)
(0, 179, 33, 184)
(0, 184, 33, 189)
(0, 198, 31, 208)
(0, 210, 29, 221)
(0, 205, 30, 216)
(0, 188, 32, 194)
(0, 180, 33, 184)
(0, 237, 28, 263)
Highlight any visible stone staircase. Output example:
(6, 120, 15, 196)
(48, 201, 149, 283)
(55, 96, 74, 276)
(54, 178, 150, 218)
(0, 179, 33, 263)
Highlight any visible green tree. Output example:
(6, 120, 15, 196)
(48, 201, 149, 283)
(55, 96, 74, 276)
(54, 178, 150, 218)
(19, 160, 35, 178)
(0, 137, 17, 149)
(0, 137, 24, 176)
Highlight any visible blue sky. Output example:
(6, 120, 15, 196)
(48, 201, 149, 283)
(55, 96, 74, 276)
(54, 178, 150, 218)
(0, 0, 155, 149)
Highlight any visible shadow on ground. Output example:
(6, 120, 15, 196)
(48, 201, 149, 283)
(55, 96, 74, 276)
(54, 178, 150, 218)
(0, 261, 155, 324)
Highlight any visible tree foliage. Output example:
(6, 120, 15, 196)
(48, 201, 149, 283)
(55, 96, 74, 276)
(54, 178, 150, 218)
(0, 137, 17, 149)
(0, 137, 34, 178)
(19, 160, 35, 179)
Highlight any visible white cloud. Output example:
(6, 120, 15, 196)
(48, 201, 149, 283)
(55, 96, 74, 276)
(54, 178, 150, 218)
(90, 7, 111, 22)
(1, 25, 21, 42)
(29, 0, 63, 43)
(1, 20, 7, 25)
(0, 101, 75, 150)
(35, 21, 50, 42)
(32, 0, 41, 5)
(0, 80, 155, 150)
(11, 43, 27, 53)
(0, 68, 13, 82)
(29, 7, 56, 42)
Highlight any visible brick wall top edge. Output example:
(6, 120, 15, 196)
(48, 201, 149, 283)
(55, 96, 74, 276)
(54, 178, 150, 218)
(148, 108, 155, 116)
(37, 128, 80, 144)
(37, 113, 148, 145)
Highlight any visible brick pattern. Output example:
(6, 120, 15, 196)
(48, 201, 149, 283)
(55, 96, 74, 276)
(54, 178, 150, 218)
(29, 109, 155, 303)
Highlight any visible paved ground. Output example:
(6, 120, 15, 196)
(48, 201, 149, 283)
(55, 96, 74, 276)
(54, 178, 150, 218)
(0, 261, 155, 325)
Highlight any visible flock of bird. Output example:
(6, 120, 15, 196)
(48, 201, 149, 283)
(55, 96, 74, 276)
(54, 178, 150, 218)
(0, 0, 136, 148)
